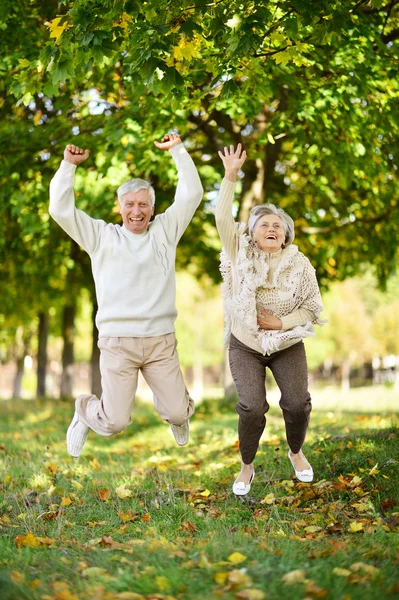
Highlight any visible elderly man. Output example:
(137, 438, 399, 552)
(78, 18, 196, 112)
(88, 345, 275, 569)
(49, 132, 203, 457)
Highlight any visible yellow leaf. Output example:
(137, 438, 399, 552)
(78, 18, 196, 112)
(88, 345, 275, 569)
(351, 476, 362, 485)
(14, 532, 41, 548)
(349, 522, 364, 532)
(273, 50, 291, 66)
(267, 133, 275, 145)
(282, 569, 306, 584)
(200, 489, 211, 497)
(10, 571, 25, 584)
(260, 493, 275, 505)
(228, 552, 247, 565)
(71, 480, 83, 491)
(304, 525, 323, 533)
(350, 562, 379, 576)
(61, 497, 73, 506)
(48, 17, 69, 42)
(198, 551, 211, 568)
(332, 567, 351, 577)
(155, 576, 169, 591)
(368, 463, 379, 476)
(115, 485, 132, 499)
(236, 591, 266, 600)
(214, 572, 228, 585)
(228, 569, 252, 586)
(18, 59, 30, 68)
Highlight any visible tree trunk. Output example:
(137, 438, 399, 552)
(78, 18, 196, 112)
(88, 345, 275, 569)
(36, 311, 49, 398)
(60, 302, 76, 397)
(12, 326, 30, 398)
(91, 297, 102, 398)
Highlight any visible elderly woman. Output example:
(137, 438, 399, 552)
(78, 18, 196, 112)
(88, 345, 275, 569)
(216, 144, 324, 496)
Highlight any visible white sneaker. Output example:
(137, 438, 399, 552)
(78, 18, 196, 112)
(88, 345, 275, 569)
(170, 421, 189, 446)
(288, 450, 313, 482)
(66, 411, 89, 458)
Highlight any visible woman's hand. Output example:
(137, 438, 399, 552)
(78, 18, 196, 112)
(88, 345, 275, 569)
(154, 132, 182, 151)
(218, 143, 247, 182)
(257, 308, 282, 331)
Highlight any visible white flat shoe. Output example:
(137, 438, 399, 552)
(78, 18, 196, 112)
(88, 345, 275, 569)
(288, 450, 313, 482)
(232, 470, 255, 496)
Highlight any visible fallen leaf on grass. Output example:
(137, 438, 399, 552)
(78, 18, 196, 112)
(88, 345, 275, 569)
(228, 552, 247, 564)
(115, 485, 132, 499)
(227, 569, 252, 588)
(155, 575, 170, 591)
(14, 532, 55, 548)
(333, 568, 351, 577)
(10, 571, 25, 584)
(236, 590, 266, 600)
(350, 562, 380, 577)
(349, 522, 364, 532)
(305, 580, 328, 597)
(60, 496, 73, 506)
(119, 510, 138, 522)
(260, 493, 275, 505)
(214, 572, 228, 585)
(281, 569, 306, 584)
(199, 489, 211, 497)
(181, 521, 197, 532)
(142, 513, 151, 523)
(305, 526, 323, 534)
(99, 489, 111, 502)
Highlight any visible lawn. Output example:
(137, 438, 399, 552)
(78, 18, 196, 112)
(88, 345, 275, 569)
(0, 393, 398, 600)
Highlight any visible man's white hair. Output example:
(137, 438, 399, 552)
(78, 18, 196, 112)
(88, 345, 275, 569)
(117, 179, 155, 207)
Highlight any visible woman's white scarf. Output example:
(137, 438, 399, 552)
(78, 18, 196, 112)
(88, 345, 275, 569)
(220, 224, 324, 355)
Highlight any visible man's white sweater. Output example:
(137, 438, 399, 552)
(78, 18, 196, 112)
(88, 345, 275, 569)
(49, 144, 203, 338)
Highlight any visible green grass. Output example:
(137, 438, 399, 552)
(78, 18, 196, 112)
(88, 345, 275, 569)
(0, 394, 398, 600)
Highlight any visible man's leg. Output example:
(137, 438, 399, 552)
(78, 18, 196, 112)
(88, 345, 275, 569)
(75, 337, 139, 436)
(140, 333, 194, 445)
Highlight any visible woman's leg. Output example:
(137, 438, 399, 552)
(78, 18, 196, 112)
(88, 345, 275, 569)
(268, 342, 312, 467)
(229, 335, 269, 475)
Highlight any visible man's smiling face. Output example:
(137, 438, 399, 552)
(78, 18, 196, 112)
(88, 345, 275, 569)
(119, 190, 154, 234)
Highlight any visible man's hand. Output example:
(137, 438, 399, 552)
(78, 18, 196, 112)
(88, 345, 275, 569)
(257, 308, 282, 331)
(64, 144, 90, 165)
(154, 132, 182, 151)
(218, 143, 247, 182)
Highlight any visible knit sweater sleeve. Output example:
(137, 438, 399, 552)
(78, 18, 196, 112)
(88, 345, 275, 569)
(158, 143, 203, 244)
(215, 178, 239, 261)
(49, 161, 104, 255)
(280, 307, 317, 330)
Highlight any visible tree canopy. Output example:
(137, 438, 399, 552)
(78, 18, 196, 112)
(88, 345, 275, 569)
(1, 0, 398, 302)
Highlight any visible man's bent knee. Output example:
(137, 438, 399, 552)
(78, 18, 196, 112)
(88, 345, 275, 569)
(167, 412, 189, 426)
(106, 418, 130, 434)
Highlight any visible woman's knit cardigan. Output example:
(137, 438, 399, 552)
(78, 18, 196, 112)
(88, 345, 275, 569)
(220, 223, 324, 355)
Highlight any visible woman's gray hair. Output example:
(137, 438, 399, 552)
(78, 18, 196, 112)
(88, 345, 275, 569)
(117, 179, 155, 207)
(248, 204, 295, 247)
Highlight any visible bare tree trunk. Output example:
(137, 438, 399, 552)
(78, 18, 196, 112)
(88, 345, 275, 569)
(60, 303, 76, 397)
(12, 327, 31, 398)
(90, 297, 102, 398)
(36, 311, 49, 398)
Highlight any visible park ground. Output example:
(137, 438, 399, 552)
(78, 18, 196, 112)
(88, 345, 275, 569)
(0, 387, 398, 600)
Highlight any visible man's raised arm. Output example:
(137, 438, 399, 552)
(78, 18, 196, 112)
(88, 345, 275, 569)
(154, 132, 203, 243)
(49, 145, 103, 255)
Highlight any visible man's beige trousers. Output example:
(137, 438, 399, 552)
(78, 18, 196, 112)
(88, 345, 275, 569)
(75, 333, 194, 436)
